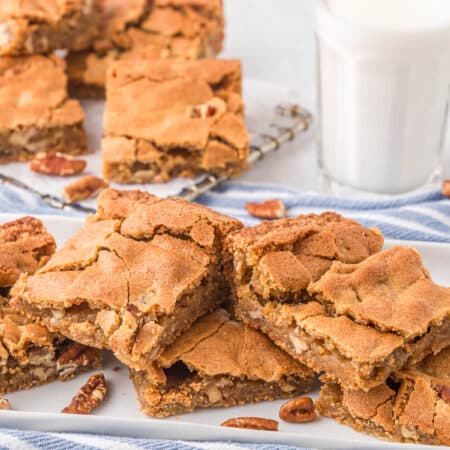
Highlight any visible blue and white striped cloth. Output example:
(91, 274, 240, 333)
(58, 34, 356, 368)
(0, 181, 449, 450)
(2, 182, 450, 242)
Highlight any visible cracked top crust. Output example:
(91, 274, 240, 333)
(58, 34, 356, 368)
(336, 347, 450, 444)
(92, 0, 223, 54)
(0, 1, 101, 56)
(226, 212, 384, 292)
(0, 55, 85, 130)
(0, 216, 56, 288)
(104, 58, 247, 156)
(11, 189, 242, 369)
(155, 309, 313, 384)
(308, 246, 450, 340)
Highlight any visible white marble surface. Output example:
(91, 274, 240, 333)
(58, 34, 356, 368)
(221, 0, 449, 192)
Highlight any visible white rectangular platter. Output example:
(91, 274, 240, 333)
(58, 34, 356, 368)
(0, 213, 448, 450)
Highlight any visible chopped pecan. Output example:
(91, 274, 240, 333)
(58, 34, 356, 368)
(436, 384, 450, 404)
(29, 153, 86, 177)
(246, 199, 287, 219)
(442, 180, 450, 198)
(221, 417, 279, 431)
(63, 176, 109, 203)
(62, 373, 106, 415)
(192, 97, 227, 119)
(279, 397, 317, 423)
(0, 398, 9, 410)
(56, 342, 99, 369)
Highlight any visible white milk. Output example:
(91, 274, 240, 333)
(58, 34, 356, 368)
(316, 0, 450, 194)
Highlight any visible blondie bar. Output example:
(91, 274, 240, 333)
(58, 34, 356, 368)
(67, 0, 224, 98)
(228, 221, 449, 390)
(0, 0, 101, 56)
(12, 189, 243, 371)
(0, 217, 56, 289)
(0, 55, 87, 163)
(103, 58, 249, 183)
(316, 347, 450, 446)
(131, 309, 314, 417)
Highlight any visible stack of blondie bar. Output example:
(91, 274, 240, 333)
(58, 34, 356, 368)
(0, 0, 104, 162)
(1, 1, 250, 195)
(5, 189, 450, 445)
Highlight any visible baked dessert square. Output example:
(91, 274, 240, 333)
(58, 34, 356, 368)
(228, 219, 449, 391)
(0, 216, 56, 289)
(316, 347, 450, 446)
(131, 309, 314, 417)
(0, 0, 101, 56)
(103, 58, 249, 184)
(67, 0, 225, 98)
(0, 297, 101, 394)
(12, 189, 243, 371)
(0, 55, 87, 163)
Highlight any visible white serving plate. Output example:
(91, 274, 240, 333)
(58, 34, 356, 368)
(0, 213, 448, 450)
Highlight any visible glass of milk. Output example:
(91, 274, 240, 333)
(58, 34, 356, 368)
(316, 0, 450, 195)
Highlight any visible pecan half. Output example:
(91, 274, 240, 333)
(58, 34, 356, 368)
(63, 175, 109, 203)
(442, 180, 450, 198)
(246, 199, 287, 219)
(221, 417, 279, 431)
(62, 373, 106, 415)
(436, 385, 450, 404)
(30, 153, 86, 177)
(279, 397, 317, 423)
(0, 398, 9, 410)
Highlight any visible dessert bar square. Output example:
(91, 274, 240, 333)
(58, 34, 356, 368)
(103, 58, 249, 183)
(67, 0, 224, 98)
(0, 0, 101, 56)
(12, 189, 243, 371)
(0, 216, 56, 289)
(0, 297, 101, 394)
(0, 55, 87, 163)
(316, 347, 450, 446)
(228, 218, 449, 390)
(131, 309, 314, 417)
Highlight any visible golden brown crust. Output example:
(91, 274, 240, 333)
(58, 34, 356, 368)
(131, 309, 314, 417)
(0, 55, 87, 162)
(0, 217, 56, 288)
(0, 0, 102, 56)
(11, 189, 242, 371)
(226, 213, 447, 391)
(102, 58, 248, 184)
(233, 245, 450, 391)
(317, 348, 450, 446)
(66, 0, 224, 97)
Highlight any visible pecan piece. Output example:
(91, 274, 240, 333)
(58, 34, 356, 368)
(57, 342, 99, 370)
(221, 417, 279, 431)
(30, 153, 86, 177)
(279, 397, 317, 423)
(442, 180, 450, 198)
(191, 97, 227, 119)
(63, 176, 109, 203)
(436, 384, 450, 404)
(246, 199, 287, 219)
(62, 373, 106, 415)
(0, 398, 9, 410)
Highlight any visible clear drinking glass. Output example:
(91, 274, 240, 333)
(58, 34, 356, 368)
(316, 0, 450, 195)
